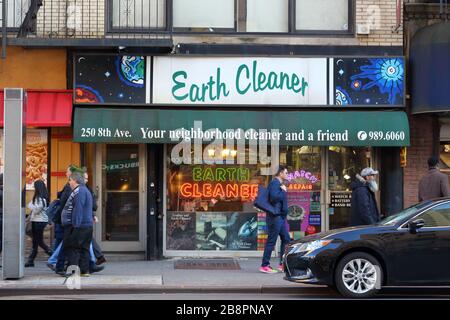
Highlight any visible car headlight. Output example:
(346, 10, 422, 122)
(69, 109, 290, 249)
(289, 240, 332, 255)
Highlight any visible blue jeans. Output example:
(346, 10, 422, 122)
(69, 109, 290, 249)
(54, 223, 64, 251)
(261, 214, 291, 267)
(49, 241, 96, 266)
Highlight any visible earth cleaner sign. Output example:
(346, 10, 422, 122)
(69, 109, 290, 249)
(152, 57, 327, 105)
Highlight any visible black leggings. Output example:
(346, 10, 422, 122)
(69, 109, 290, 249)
(29, 222, 51, 261)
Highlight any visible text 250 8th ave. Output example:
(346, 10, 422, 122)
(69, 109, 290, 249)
(176, 304, 274, 317)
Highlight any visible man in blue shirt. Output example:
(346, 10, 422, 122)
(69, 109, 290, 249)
(260, 166, 291, 273)
(61, 172, 94, 277)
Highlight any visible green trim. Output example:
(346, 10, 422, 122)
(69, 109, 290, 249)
(73, 108, 410, 147)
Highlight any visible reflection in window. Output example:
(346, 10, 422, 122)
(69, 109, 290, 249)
(421, 204, 450, 227)
(246, 0, 288, 32)
(173, 0, 234, 30)
(328, 146, 371, 192)
(296, 0, 349, 31)
(0, 0, 30, 28)
(111, 0, 166, 30)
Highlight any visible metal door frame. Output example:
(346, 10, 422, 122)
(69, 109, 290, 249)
(94, 143, 147, 252)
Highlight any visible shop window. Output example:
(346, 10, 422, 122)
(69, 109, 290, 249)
(0, 0, 30, 28)
(439, 143, 450, 175)
(166, 145, 322, 252)
(245, 0, 288, 33)
(295, 0, 350, 32)
(173, 0, 235, 31)
(328, 146, 372, 230)
(0, 128, 48, 215)
(110, 0, 166, 31)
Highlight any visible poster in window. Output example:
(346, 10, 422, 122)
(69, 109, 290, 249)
(0, 130, 3, 174)
(167, 212, 196, 250)
(287, 191, 311, 238)
(257, 212, 268, 251)
(196, 212, 228, 250)
(25, 129, 48, 190)
(226, 212, 257, 250)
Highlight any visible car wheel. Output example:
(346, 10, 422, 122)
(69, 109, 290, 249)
(335, 252, 382, 299)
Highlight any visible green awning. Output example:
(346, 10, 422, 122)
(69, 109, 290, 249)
(73, 108, 410, 146)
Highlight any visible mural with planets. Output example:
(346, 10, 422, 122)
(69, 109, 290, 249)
(334, 58, 404, 106)
(74, 55, 146, 104)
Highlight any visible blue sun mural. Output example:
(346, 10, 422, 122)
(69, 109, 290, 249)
(334, 58, 404, 106)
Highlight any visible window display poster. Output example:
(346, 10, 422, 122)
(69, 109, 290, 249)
(25, 129, 48, 190)
(167, 212, 196, 250)
(0, 129, 48, 190)
(196, 212, 228, 250)
(287, 191, 311, 237)
(226, 212, 257, 250)
(257, 212, 268, 251)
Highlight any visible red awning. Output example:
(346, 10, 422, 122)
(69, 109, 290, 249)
(0, 90, 73, 127)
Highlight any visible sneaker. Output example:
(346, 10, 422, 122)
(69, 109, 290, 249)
(277, 264, 284, 272)
(90, 265, 104, 274)
(46, 263, 55, 271)
(259, 266, 279, 274)
(96, 256, 106, 265)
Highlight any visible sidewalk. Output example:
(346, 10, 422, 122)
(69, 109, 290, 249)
(0, 258, 324, 294)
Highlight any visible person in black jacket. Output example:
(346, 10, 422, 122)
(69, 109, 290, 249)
(350, 167, 381, 226)
(83, 171, 106, 266)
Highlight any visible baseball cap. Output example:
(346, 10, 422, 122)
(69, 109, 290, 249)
(360, 167, 379, 177)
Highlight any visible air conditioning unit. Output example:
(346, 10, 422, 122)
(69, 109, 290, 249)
(357, 24, 371, 35)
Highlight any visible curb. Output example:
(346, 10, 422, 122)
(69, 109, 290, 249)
(0, 285, 332, 296)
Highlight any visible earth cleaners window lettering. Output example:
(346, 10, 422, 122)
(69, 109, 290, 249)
(153, 57, 327, 105)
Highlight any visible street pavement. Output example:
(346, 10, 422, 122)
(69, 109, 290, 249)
(1, 257, 450, 299)
(0, 257, 317, 293)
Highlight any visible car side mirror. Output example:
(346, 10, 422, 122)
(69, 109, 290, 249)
(409, 219, 425, 234)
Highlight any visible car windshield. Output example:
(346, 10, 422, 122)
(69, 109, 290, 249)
(378, 201, 434, 226)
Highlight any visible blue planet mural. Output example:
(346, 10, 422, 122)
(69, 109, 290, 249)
(116, 56, 145, 88)
(75, 55, 146, 104)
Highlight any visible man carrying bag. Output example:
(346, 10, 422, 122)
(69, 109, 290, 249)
(255, 166, 291, 274)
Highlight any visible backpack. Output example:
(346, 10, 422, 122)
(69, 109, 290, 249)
(46, 199, 61, 224)
(253, 185, 276, 215)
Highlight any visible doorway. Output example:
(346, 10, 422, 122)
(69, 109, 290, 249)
(94, 144, 147, 252)
(326, 146, 373, 230)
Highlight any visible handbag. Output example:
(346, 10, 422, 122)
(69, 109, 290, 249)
(45, 199, 61, 224)
(253, 185, 276, 215)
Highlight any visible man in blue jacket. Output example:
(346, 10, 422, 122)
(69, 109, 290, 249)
(260, 166, 291, 273)
(350, 167, 381, 226)
(61, 172, 94, 277)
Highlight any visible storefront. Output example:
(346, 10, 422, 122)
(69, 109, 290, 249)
(409, 22, 450, 203)
(0, 89, 73, 205)
(72, 55, 409, 258)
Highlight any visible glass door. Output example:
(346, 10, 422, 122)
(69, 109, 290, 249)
(95, 144, 146, 251)
(326, 146, 372, 230)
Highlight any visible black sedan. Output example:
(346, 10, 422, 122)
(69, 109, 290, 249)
(283, 199, 450, 298)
